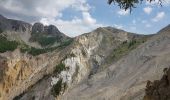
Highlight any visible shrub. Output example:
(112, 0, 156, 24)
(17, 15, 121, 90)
(55, 63, 66, 74)
(51, 79, 68, 97)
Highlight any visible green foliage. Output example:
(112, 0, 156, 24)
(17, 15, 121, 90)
(0, 36, 18, 53)
(0, 28, 3, 33)
(58, 39, 74, 48)
(20, 38, 73, 56)
(51, 79, 67, 97)
(30, 33, 59, 46)
(55, 63, 66, 74)
(38, 36, 57, 46)
(20, 46, 58, 56)
(111, 38, 147, 61)
(108, 0, 162, 12)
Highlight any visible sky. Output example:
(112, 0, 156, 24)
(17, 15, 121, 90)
(0, 0, 170, 37)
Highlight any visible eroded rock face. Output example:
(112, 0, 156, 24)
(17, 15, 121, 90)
(0, 49, 65, 100)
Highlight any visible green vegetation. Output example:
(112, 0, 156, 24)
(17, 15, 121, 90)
(58, 39, 74, 48)
(108, 0, 162, 12)
(20, 46, 57, 56)
(0, 28, 3, 33)
(0, 35, 19, 53)
(51, 79, 67, 97)
(111, 38, 147, 61)
(37, 36, 57, 46)
(55, 63, 66, 74)
(30, 33, 60, 46)
(20, 39, 73, 56)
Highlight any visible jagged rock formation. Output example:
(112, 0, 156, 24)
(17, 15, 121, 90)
(0, 14, 170, 100)
(32, 22, 65, 36)
(143, 68, 170, 100)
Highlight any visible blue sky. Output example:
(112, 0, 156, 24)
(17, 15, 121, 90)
(0, 0, 170, 37)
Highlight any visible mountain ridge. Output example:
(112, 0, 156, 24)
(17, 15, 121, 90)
(0, 14, 170, 100)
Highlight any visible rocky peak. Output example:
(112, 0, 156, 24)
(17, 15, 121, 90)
(32, 22, 62, 36)
(32, 22, 44, 33)
(45, 25, 61, 35)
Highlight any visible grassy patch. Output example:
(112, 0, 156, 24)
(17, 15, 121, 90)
(0, 35, 19, 53)
(111, 38, 147, 61)
(51, 79, 67, 97)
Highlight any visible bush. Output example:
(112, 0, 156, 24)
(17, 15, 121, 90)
(51, 79, 67, 97)
(0, 36, 18, 53)
(55, 63, 66, 74)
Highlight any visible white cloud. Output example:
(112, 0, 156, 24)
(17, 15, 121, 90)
(40, 13, 104, 37)
(117, 9, 129, 16)
(143, 7, 152, 14)
(152, 12, 165, 22)
(0, 0, 106, 37)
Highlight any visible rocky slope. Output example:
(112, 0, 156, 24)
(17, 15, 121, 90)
(1, 14, 170, 100)
(60, 25, 170, 100)
(14, 27, 150, 100)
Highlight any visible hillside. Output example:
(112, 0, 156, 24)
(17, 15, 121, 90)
(13, 26, 150, 100)
(1, 14, 170, 100)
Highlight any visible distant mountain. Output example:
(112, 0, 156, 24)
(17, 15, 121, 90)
(0, 14, 71, 48)
(0, 14, 31, 32)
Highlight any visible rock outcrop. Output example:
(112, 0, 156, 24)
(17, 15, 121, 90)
(32, 23, 63, 36)
(144, 68, 170, 100)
